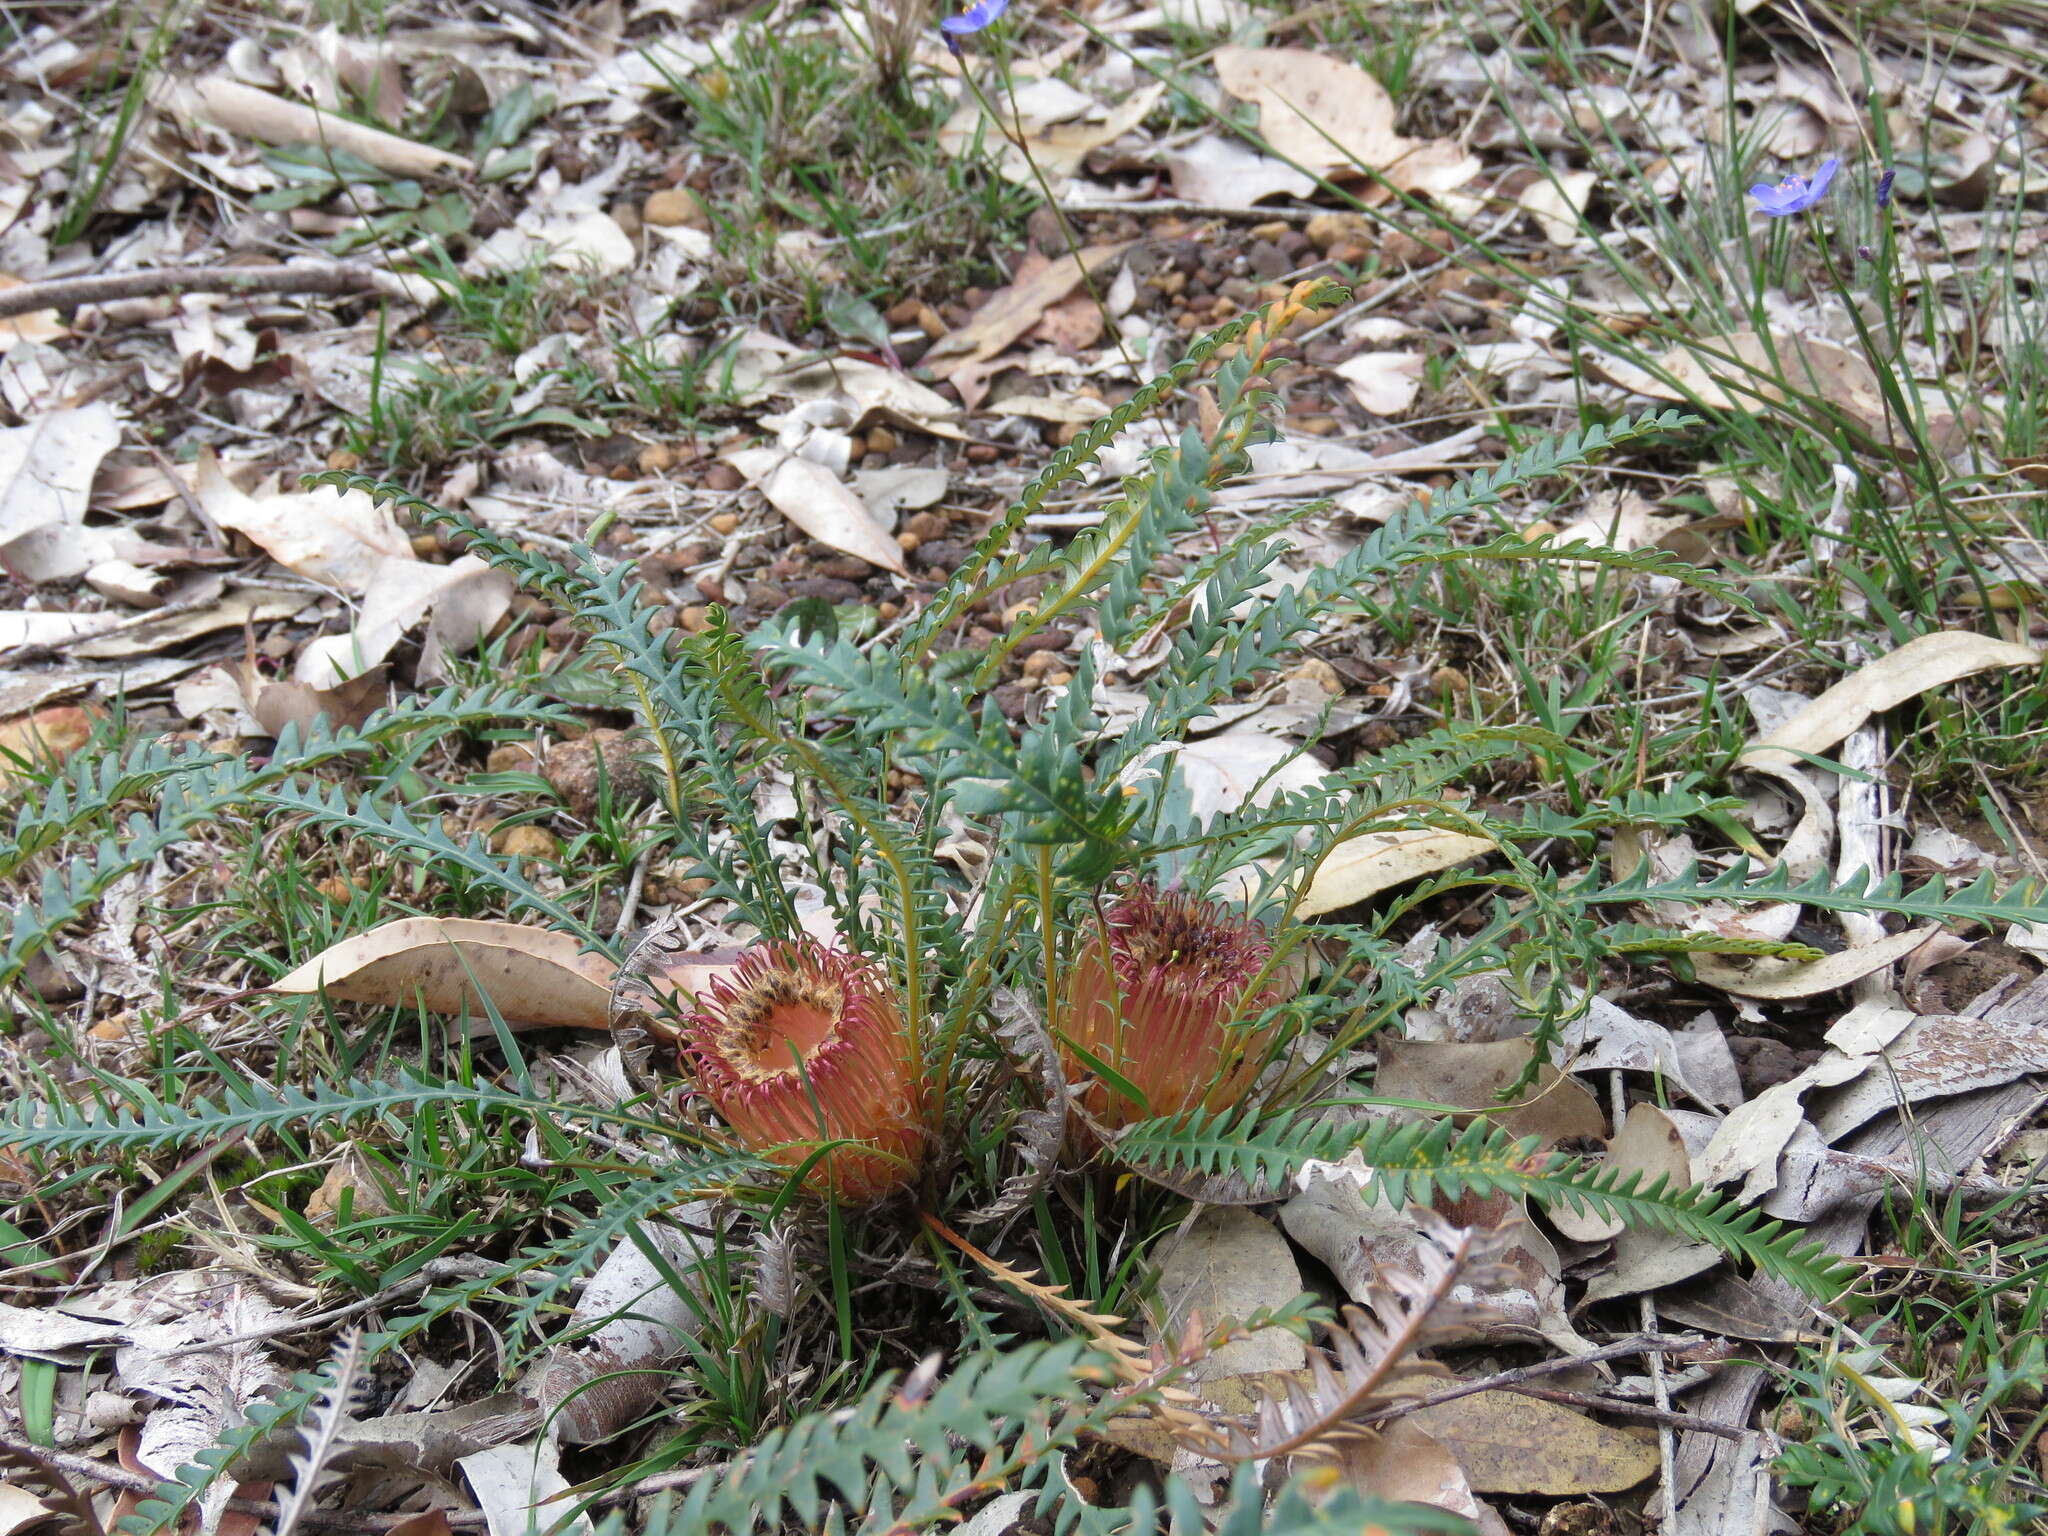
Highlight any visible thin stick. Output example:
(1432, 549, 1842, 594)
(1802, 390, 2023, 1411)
(0, 263, 397, 320)
(1502, 1384, 1746, 1440)
(1359, 1333, 1717, 1429)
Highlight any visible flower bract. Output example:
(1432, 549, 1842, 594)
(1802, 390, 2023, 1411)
(1056, 883, 1285, 1130)
(1748, 156, 1840, 216)
(680, 937, 924, 1203)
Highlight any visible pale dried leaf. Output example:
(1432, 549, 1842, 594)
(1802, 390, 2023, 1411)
(270, 917, 617, 1029)
(1740, 631, 2042, 770)
(727, 448, 907, 574)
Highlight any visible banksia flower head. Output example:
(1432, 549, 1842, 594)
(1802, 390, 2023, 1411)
(680, 937, 924, 1204)
(1057, 883, 1285, 1130)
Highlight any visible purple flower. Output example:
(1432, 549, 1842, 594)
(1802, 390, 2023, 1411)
(939, 0, 1009, 53)
(1748, 157, 1840, 216)
(1876, 167, 1896, 208)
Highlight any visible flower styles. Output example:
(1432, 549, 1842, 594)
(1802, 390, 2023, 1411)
(939, 0, 1009, 54)
(680, 937, 924, 1203)
(1056, 882, 1285, 1130)
(1748, 156, 1840, 216)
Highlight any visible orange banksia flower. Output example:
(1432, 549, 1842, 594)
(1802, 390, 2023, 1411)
(1057, 883, 1285, 1130)
(680, 937, 924, 1203)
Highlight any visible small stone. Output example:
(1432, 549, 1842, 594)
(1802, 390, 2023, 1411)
(326, 448, 360, 472)
(896, 531, 921, 554)
(544, 728, 652, 819)
(643, 187, 709, 228)
(491, 824, 559, 859)
(903, 511, 947, 543)
(1328, 240, 1371, 267)
(1291, 414, 1340, 436)
(1014, 628, 1072, 654)
(487, 741, 539, 774)
(696, 573, 725, 603)
(915, 539, 967, 571)
(1305, 211, 1370, 253)
(884, 297, 923, 326)
(637, 442, 676, 476)
(679, 604, 710, 632)
(789, 576, 864, 603)
(1285, 657, 1343, 695)
(915, 303, 945, 339)
(993, 682, 1032, 720)
(877, 600, 901, 621)
(1020, 650, 1063, 679)
(1153, 269, 1187, 297)
(703, 462, 744, 492)
(410, 532, 441, 559)
(314, 874, 361, 903)
(710, 511, 740, 535)
(866, 426, 899, 455)
(1247, 240, 1291, 281)
(1432, 665, 1469, 698)
(1249, 219, 1292, 240)
(964, 443, 998, 464)
(1043, 669, 1072, 687)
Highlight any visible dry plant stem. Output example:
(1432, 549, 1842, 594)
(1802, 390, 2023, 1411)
(1358, 1334, 1712, 1431)
(1503, 1384, 1746, 1440)
(0, 264, 392, 320)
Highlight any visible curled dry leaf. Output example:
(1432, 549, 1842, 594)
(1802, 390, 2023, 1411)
(528, 1204, 727, 1444)
(726, 447, 907, 575)
(193, 447, 411, 596)
(923, 243, 1132, 376)
(270, 917, 616, 1030)
(1739, 630, 2042, 770)
(0, 704, 97, 789)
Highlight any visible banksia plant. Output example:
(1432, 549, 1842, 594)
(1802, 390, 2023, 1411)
(680, 937, 925, 1203)
(1056, 883, 1286, 1131)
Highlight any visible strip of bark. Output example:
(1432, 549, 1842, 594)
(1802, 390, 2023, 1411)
(0, 264, 394, 320)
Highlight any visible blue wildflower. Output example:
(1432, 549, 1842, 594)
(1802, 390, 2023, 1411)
(1876, 167, 1896, 208)
(1748, 156, 1840, 216)
(939, 0, 1009, 54)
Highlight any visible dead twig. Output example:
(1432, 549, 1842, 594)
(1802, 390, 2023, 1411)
(1359, 1333, 1724, 1431)
(0, 264, 401, 321)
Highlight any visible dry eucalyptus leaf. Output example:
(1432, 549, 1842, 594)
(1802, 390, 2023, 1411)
(1395, 1380, 1661, 1494)
(193, 446, 412, 596)
(457, 1437, 594, 1536)
(296, 555, 511, 687)
(924, 243, 1132, 375)
(0, 399, 122, 582)
(1213, 47, 1477, 196)
(1740, 630, 2042, 770)
(1333, 350, 1424, 415)
(1374, 1038, 1605, 1147)
(1691, 924, 1938, 999)
(1581, 1105, 1722, 1301)
(0, 703, 97, 788)
(270, 917, 616, 1030)
(727, 447, 907, 575)
(1150, 1207, 1307, 1379)
(1163, 136, 1318, 206)
(1295, 829, 1495, 917)
(1334, 1418, 1485, 1518)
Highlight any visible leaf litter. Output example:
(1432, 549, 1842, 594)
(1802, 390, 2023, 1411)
(2, 0, 2047, 1529)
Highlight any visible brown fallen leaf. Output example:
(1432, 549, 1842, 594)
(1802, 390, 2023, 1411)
(0, 703, 98, 788)
(241, 658, 387, 739)
(923, 243, 1132, 377)
(1400, 1383, 1660, 1495)
(1150, 1207, 1307, 1379)
(1374, 1038, 1607, 1147)
(269, 918, 617, 1030)
(1580, 1105, 1722, 1301)
(1334, 1418, 1486, 1519)
(192, 447, 412, 595)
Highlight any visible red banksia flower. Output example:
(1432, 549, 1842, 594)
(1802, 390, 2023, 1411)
(1057, 883, 1285, 1129)
(680, 937, 924, 1203)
